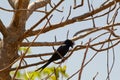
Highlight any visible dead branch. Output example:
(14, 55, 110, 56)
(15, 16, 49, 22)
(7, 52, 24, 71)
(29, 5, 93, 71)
(18, 0, 64, 42)
(78, 39, 90, 80)
(26, 1, 116, 38)
(27, 0, 51, 18)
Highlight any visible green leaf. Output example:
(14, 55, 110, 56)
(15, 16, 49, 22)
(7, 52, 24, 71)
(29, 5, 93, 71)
(19, 47, 31, 54)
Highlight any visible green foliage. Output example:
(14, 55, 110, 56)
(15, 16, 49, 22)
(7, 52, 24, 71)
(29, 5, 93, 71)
(40, 66, 69, 80)
(11, 65, 69, 80)
(11, 47, 69, 79)
(19, 47, 31, 54)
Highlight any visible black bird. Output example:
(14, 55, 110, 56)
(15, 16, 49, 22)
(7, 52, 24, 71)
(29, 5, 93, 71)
(36, 39, 74, 72)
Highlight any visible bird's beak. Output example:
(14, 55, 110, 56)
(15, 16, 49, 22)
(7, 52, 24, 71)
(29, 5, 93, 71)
(71, 42, 74, 48)
(71, 45, 73, 48)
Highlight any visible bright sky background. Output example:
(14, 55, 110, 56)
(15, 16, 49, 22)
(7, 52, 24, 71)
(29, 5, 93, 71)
(0, 0, 120, 80)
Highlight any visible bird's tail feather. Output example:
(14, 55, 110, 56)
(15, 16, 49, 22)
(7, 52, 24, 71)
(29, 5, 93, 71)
(36, 61, 51, 72)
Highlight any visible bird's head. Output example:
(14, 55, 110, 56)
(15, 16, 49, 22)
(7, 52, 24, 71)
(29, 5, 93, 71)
(64, 39, 74, 48)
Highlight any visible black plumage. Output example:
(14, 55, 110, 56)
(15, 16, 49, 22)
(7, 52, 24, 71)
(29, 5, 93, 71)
(36, 39, 74, 72)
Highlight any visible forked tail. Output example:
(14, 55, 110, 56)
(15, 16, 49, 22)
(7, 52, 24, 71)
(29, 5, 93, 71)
(36, 61, 51, 72)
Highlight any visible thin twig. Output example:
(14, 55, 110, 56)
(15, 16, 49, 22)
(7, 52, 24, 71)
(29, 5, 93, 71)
(78, 39, 90, 80)
(26, 1, 116, 38)
(93, 72, 99, 80)
(84, 3, 116, 21)
(10, 60, 47, 71)
(66, 6, 72, 20)
(67, 42, 105, 80)
(0, 7, 47, 13)
(49, 1, 63, 12)
(73, 23, 120, 41)
(87, 0, 96, 28)
(90, 40, 120, 52)
(106, 41, 115, 80)
(106, 34, 111, 80)
(73, 0, 84, 9)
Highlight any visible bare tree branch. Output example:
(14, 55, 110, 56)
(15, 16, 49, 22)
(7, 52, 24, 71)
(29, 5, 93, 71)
(21, 41, 62, 47)
(9, 0, 29, 29)
(1, 0, 120, 79)
(27, 0, 51, 19)
(18, 0, 64, 42)
(0, 19, 8, 37)
(6, 0, 30, 47)
(26, 1, 116, 37)
(8, 0, 17, 9)
(78, 39, 90, 80)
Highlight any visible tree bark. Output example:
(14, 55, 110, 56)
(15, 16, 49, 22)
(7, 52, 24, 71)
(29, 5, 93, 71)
(0, 0, 51, 79)
(0, 0, 29, 79)
(0, 39, 18, 80)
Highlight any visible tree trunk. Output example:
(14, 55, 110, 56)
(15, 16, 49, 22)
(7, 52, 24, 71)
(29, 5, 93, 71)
(0, 30, 19, 80)
(0, 0, 29, 79)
